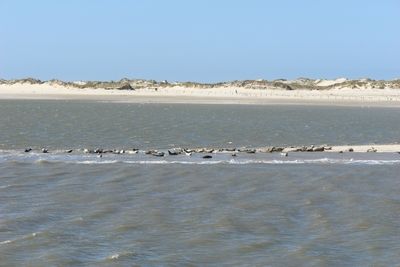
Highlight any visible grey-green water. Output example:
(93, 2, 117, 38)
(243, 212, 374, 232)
(1, 100, 400, 266)
(1, 100, 400, 150)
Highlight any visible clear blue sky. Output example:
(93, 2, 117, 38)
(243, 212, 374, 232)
(1, 0, 399, 82)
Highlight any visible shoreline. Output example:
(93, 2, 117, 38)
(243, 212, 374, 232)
(3, 144, 400, 154)
(1, 83, 400, 107)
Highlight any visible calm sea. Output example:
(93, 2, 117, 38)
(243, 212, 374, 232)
(1, 100, 400, 266)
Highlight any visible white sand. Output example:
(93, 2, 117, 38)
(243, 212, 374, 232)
(316, 78, 348, 87)
(327, 144, 400, 153)
(280, 144, 400, 153)
(1, 83, 400, 106)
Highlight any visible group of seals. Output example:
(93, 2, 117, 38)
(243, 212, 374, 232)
(24, 144, 387, 157)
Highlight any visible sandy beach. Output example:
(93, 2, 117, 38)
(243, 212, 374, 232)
(1, 82, 400, 106)
(283, 144, 400, 153)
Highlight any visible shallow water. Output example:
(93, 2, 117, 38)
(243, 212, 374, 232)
(1, 100, 400, 266)
(1, 100, 400, 150)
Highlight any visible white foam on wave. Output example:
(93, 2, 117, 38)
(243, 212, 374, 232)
(0, 240, 12, 245)
(107, 254, 120, 260)
(77, 160, 120, 165)
(67, 158, 400, 165)
(1, 151, 400, 165)
(344, 159, 400, 165)
(76, 160, 226, 165)
(105, 251, 137, 261)
(0, 232, 39, 246)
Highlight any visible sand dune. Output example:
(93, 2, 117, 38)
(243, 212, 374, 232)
(1, 78, 400, 106)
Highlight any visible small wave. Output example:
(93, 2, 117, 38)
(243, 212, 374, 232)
(77, 160, 120, 165)
(0, 240, 12, 245)
(0, 232, 39, 246)
(108, 254, 120, 260)
(344, 159, 400, 165)
(105, 251, 137, 261)
(1, 150, 400, 165)
(35, 159, 54, 164)
(69, 158, 400, 165)
(124, 160, 226, 165)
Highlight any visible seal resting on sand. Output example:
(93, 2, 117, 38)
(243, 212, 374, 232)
(151, 151, 165, 157)
(168, 149, 180, 155)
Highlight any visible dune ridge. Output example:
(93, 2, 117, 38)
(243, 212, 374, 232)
(1, 77, 400, 105)
(1, 77, 400, 90)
